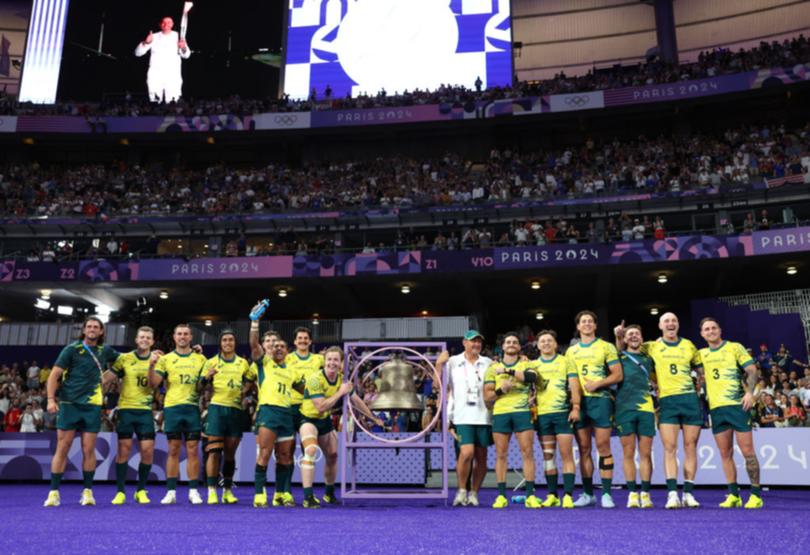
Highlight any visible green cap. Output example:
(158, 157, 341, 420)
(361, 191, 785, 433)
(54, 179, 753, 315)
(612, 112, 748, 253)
(463, 330, 484, 341)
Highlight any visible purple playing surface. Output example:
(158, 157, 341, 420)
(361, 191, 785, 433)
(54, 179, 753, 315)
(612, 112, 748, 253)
(2, 484, 808, 553)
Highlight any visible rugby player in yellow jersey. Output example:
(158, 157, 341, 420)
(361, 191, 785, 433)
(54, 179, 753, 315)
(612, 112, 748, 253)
(283, 328, 324, 500)
(105, 326, 159, 505)
(567, 311, 622, 508)
(483, 332, 542, 509)
(616, 312, 703, 509)
(698, 317, 763, 509)
(299, 346, 382, 508)
(533, 330, 581, 509)
(44, 317, 121, 507)
(200, 329, 254, 505)
(148, 324, 207, 505)
(614, 325, 656, 509)
(249, 303, 305, 508)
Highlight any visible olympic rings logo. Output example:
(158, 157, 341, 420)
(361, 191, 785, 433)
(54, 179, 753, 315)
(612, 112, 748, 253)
(564, 95, 590, 107)
(273, 115, 299, 126)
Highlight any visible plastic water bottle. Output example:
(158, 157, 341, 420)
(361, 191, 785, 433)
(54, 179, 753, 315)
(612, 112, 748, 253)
(249, 299, 270, 321)
(511, 495, 526, 504)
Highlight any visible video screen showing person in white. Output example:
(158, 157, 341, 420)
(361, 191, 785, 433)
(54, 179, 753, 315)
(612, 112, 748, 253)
(134, 16, 191, 103)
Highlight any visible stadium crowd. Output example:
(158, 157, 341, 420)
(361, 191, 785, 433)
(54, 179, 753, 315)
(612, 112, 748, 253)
(1, 122, 808, 222)
(1, 35, 808, 117)
(1, 339, 808, 433)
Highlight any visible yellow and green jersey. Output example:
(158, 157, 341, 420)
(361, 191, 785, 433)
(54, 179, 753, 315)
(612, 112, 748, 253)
(285, 352, 324, 406)
(484, 360, 535, 415)
(112, 351, 154, 410)
(254, 355, 305, 409)
(534, 354, 574, 415)
(301, 369, 342, 420)
(615, 351, 655, 414)
(641, 338, 702, 398)
(206, 354, 255, 409)
(565, 338, 620, 399)
(699, 341, 755, 410)
(155, 351, 207, 408)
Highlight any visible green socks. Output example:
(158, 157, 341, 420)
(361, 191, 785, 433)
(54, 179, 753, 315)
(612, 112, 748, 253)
(751, 485, 762, 496)
(82, 470, 94, 489)
(601, 477, 612, 493)
(189, 479, 199, 489)
(563, 473, 575, 496)
(254, 464, 267, 494)
(497, 482, 506, 497)
(641, 480, 651, 493)
(525, 481, 535, 495)
(49, 472, 63, 491)
(325, 483, 335, 497)
(728, 482, 740, 495)
(304, 486, 313, 497)
(666, 478, 677, 492)
(115, 463, 127, 493)
(207, 476, 217, 487)
(167, 477, 177, 491)
(684, 480, 695, 493)
(626, 480, 637, 492)
(582, 477, 594, 496)
(223, 460, 235, 488)
(545, 472, 558, 495)
(137, 463, 151, 491)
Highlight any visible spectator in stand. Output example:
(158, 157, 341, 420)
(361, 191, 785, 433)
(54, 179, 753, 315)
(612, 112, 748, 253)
(4, 400, 22, 432)
(26, 361, 40, 390)
(759, 393, 782, 428)
(785, 395, 806, 427)
(19, 403, 38, 432)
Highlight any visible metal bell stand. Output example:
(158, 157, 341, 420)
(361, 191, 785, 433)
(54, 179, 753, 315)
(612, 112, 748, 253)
(340, 341, 449, 504)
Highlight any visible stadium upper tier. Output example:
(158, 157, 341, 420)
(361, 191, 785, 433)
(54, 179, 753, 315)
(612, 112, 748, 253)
(1, 122, 807, 220)
(0, 35, 808, 129)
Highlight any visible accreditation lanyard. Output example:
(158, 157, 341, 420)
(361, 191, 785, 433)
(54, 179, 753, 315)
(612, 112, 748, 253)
(83, 341, 105, 379)
(464, 358, 482, 391)
(622, 350, 650, 379)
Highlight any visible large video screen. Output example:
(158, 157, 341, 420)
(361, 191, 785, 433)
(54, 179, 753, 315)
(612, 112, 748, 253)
(283, 0, 513, 100)
(0, 0, 33, 97)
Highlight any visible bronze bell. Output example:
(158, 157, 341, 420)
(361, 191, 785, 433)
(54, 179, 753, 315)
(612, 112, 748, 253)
(371, 358, 423, 411)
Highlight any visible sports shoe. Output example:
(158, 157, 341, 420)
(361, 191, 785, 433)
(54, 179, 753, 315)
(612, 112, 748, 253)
(573, 492, 596, 507)
(303, 495, 321, 509)
(134, 490, 150, 504)
(466, 491, 479, 507)
(542, 494, 560, 508)
(322, 494, 339, 505)
(111, 492, 126, 505)
(80, 489, 96, 506)
(600, 493, 615, 509)
(640, 492, 653, 508)
(222, 489, 238, 504)
(207, 488, 219, 505)
(253, 492, 268, 508)
(282, 492, 296, 507)
(744, 494, 763, 509)
(561, 494, 575, 509)
(719, 494, 742, 508)
(626, 491, 640, 509)
(43, 490, 60, 507)
(682, 492, 700, 508)
(665, 491, 682, 509)
(188, 489, 203, 505)
(452, 490, 468, 507)
(272, 492, 284, 507)
(160, 490, 177, 505)
(492, 495, 508, 509)
(525, 495, 543, 509)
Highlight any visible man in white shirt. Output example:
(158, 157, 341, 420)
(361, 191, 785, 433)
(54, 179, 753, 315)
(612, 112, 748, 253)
(134, 17, 191, 103)
(436, 330, 492, 507)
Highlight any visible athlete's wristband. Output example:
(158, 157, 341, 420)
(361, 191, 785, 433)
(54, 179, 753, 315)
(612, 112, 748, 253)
(495, 387, 504, 397)
(505, 369, 515, 377)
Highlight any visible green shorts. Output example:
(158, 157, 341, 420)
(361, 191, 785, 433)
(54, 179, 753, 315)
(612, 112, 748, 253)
(116, 409, 155, 439)
(205, 404, 245, 438)
(456, 424, 493, 447)
(164, 404, 201, 436)
(536, 411, 573, 436)
(576, 396, 614, 429)
(492, 411, 533, 434)
(659, 393, 703, 427)
(301, 416, 334, 437)
(256, 405, 294, 440)
(57, 402, 101, 433)
(291, 404, 303, 433)
(710, 405, 752, 434)
(615, 411, 656, 437)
